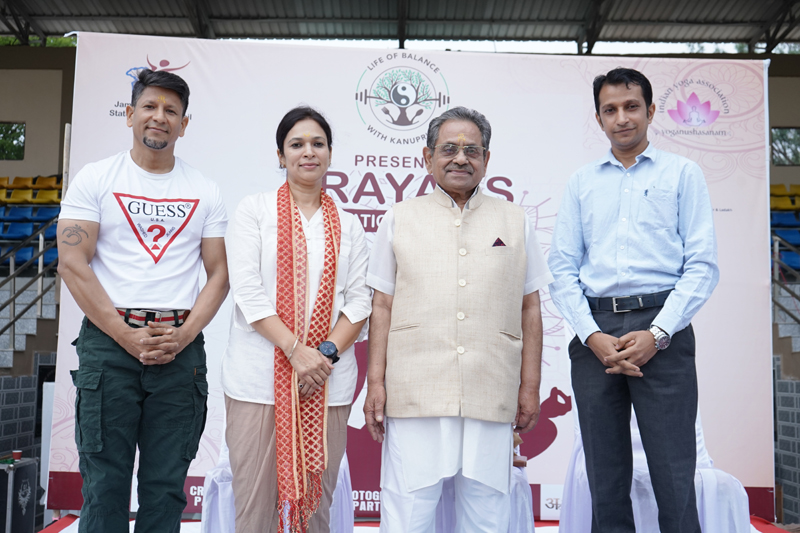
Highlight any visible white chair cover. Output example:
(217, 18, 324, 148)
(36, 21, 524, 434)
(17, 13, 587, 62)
(434, 466, 535, 532)
(200, 445, 354, 533)
(559, 408, 751, 533)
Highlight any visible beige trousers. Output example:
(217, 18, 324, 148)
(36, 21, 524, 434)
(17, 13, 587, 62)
(225, 395, 350, 533)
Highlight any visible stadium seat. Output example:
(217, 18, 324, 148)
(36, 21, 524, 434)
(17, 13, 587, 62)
(33, 176, 59, 189)
(772, 196, 796, 211)
(2, 247, 33, 266)
(31, 190, 60, 204)
(1, 207, 33, 222)
(5, 190, 33, 204)
(43, 247, 58, 264)
(0, 223, 34, 240)
(776, 230, 800, 246)
(772, 184, 793, 196)
(772, 212, 800, 227)
(781, 251, 800, 271)
(31, 207, 59, 222)
(0, 178, 7, 189)
(42, 224, 57, 240)
(7, 177, 34, 190)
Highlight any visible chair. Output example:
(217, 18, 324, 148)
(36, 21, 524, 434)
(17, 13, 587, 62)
(5, 190, 33, 204)
(3, 207, 33, 222)
(772, 211, 800, 227)
(40, 224, 57, 240)
(771, 196, 796, 211)
(0, 223, 34, 240)
(3, 247, 33, 266)
(0, 178, 7, 189)
(33, 176, 58, 189)
(791, 184, 800, 197)
(559, 407, 751, 533)
(772, 184, 793, 196)
(776, 230, 800, 247)
(31, 190, 60, 204)
(7, 177, 34, 190)
(43, 248, 58, 264)
(781, 251, 800, 271)
(31, 207, 59, 222)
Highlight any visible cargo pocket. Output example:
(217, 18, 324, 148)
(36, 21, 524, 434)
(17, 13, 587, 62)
(70, 367, 103, 453)
(183, 365, 208, 461)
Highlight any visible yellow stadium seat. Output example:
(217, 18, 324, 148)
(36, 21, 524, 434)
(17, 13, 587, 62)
(8, 177, 34, 190)
(31, 189, 60, 204)
(33, 176, 58, 189)
(790, 185, 800, 197)
(6, 189, 33, 204)
(772, 184, 792, 196)
(0, 190, 7, 205)
(771, 196, 796, 211)
(0, 178, 8, 189)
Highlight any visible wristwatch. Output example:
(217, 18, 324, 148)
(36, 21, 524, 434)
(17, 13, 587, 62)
(318, 341, 339, 364)
(648, 325, 671, 351)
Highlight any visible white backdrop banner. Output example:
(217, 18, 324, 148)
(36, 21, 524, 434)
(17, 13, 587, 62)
(49, 32, 772, 519)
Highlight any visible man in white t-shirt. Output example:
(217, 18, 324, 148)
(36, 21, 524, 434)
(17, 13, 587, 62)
(57, 69, 229, 533)
(363, 107, 553, 532)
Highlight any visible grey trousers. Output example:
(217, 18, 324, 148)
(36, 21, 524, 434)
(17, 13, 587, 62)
(569, 306, 701, 533)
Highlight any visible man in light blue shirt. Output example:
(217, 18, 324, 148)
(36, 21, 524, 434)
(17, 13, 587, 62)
(549, 68, 718, 533)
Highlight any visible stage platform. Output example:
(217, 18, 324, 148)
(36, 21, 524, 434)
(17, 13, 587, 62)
(38, 515, 782, 532)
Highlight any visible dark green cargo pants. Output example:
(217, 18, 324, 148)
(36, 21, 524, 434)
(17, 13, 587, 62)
(71, 317, 208, 533)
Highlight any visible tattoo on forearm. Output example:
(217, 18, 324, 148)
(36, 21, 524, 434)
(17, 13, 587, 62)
(61, 224, 89, 246)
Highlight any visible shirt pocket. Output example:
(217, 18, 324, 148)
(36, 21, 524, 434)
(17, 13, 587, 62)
(637, 189, 677, 231)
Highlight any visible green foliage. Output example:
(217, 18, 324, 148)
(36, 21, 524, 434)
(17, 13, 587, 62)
(0, 35, 76, 47)
(773, 43, 800, 54)
(0, 123, 25, 161)
(372, 69, 433, 109)
(772, 128, 800, 166)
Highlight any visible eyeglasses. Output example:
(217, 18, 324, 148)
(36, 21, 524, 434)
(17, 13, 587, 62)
(434, 144, 487, 159)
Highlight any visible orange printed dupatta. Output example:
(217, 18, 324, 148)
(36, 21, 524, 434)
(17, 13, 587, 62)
(274, 181, 341, 531)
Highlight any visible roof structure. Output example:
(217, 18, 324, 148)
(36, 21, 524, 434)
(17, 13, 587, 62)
(1, 0, 799, 54)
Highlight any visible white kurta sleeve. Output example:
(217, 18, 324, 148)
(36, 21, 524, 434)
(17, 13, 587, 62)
(366, 208, 397, 295)
(227, 195, 277, 326)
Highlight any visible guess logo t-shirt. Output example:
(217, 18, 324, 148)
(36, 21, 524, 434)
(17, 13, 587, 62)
(60, 151, 228, 310)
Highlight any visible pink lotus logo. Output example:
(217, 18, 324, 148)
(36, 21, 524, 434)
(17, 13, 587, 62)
(667, 92, 719, 127)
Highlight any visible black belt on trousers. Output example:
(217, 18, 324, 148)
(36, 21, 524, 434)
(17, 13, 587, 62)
(586, 289, 673, 313)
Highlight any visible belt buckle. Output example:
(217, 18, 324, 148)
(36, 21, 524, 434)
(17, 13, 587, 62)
(612, 296, 632, 313)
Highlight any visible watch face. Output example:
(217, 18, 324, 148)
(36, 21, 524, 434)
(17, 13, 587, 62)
(318, 341, 337, 358)
(656, 336, 671, 350)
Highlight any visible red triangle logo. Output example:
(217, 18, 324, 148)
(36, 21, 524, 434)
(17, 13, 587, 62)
(113, 193, 200, 264)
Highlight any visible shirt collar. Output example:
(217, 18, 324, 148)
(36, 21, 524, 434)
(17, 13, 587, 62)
(597, 142, 656, 169)
(433, 184, 483, 210)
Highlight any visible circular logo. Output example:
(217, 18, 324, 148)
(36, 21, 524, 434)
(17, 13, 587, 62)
(356, 66, 450, 132)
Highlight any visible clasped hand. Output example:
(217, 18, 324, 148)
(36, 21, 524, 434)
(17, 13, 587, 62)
(586, 330, 658, 377)
(119, 321, 194, 366)
(289, 344, 334, 399)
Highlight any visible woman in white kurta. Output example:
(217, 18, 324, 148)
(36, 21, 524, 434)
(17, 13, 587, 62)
(221, 107, 371, 533)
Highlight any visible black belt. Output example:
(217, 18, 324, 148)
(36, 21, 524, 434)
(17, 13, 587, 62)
(586, 290, 673, 313)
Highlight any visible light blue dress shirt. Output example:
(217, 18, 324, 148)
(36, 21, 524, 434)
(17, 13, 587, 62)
(548, 143, 719, 343)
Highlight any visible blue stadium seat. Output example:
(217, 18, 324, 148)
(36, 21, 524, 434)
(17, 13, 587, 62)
(781, 251, 800, 271)
(776, 230, 800, 246)
(772, 212, 800, 227)
(0, 223, 34, 240)
(31, 207, 60, 222)
(0, 207, 33, 222)
(44, 248, 58, 264)
(42, 224, 56, 240)
(2, 247, 33, 265)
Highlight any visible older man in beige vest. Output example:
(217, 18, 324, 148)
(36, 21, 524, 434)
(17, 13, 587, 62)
(364, 107, 553, 532)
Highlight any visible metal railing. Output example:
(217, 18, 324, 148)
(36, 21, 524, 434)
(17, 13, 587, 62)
(773, 233, 800, 325)
(0, 215, 58, 350)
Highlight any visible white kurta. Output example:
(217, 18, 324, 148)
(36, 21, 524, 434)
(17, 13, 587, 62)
(221, 190, 372, 406)
(367, 186, 553, 494)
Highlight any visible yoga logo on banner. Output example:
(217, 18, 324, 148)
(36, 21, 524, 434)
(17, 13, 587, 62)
(355, 52, 451, 144)
(656, 76, 731, 138)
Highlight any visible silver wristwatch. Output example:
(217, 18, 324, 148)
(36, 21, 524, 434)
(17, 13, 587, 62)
(648, 325, 671, 350)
